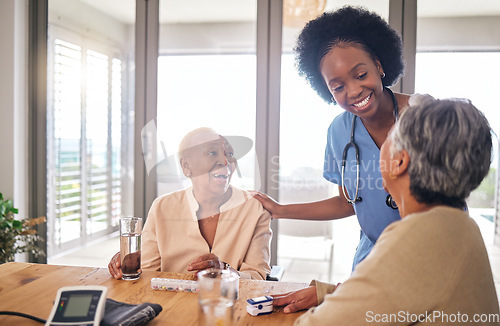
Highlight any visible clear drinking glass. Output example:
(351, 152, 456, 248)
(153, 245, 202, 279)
(197, 269, 239, 326)
(119, 217, 142, 280)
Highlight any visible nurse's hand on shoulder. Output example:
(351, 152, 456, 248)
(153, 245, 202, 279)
(251, 191, 284, 218)
(272, 286, 318, 313)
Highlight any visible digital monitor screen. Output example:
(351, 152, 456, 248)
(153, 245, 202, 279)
(63, 294, 93, 317)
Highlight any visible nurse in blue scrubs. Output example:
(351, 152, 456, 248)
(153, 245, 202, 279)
(254, 6, 413, 269)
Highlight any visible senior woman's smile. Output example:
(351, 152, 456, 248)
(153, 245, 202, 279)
(211, 166, 231, 184)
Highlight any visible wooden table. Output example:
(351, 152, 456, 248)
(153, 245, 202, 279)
(0, 262, 308, 325)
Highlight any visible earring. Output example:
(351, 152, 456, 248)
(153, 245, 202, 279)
(386, 194, 398, 209)
(380, 72, 386, 78)
(186, 172, 191, 177)
(389, 173, 397, 180)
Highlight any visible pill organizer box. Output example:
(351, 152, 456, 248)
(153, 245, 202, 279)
(151, 277, 199, 293)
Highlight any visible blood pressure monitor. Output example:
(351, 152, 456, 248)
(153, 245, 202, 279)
(45, 285, 107, 326)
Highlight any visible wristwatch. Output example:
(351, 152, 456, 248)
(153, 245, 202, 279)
(223, 262, 230, 270)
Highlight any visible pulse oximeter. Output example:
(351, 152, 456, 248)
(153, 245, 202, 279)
(246, 295, 273, 316)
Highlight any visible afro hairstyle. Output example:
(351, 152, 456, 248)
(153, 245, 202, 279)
(295, 5, 405, 103)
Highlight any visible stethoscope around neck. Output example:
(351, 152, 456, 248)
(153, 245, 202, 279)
(340, 87, 399, 210)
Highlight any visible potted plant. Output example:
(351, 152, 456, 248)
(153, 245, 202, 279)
(0, 192, 45, 263)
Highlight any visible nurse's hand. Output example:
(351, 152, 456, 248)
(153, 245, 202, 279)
(251, 191, 285, 219)
(272, 286, 319, 313)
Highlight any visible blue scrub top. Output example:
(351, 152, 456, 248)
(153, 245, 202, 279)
(324, 111, 401, 269)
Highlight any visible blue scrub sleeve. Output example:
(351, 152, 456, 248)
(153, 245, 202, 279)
(323, 123, 341, 185)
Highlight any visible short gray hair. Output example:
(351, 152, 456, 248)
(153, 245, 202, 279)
(389, 96, 492, 207)
(178, 127, 219, 161)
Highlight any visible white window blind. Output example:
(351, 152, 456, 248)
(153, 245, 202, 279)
(47, 26, 123, 257)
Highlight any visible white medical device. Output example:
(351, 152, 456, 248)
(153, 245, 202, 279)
(45, 285, 107, 326)
(246, 295, 273, 316)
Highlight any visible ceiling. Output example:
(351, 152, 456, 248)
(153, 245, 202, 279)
(77, 0, 500, 25)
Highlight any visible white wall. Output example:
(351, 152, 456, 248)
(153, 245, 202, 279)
(0, 0, 28, 218)
(0, 0, 17, 200)
(49, 0, 130, 50)
(417, 16, 500, 51)
(159, 22, 255, 54)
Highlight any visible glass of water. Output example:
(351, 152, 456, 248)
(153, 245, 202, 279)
(197, 269, 239, 326)
(119, 217, 142, 281)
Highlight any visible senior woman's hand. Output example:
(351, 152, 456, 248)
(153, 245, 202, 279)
(186, 253, 225, 272)
(108, 251, 142, 279)
(272, 286, 319, 313)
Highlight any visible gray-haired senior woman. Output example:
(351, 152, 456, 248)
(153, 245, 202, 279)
(273, 96, 500, 325)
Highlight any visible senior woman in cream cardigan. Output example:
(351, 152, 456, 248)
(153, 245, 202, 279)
(273, 97, 500, 325)
(109, 127, 272, 280)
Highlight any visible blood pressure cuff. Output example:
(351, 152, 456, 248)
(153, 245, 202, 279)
(101, 298, 162, 326)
